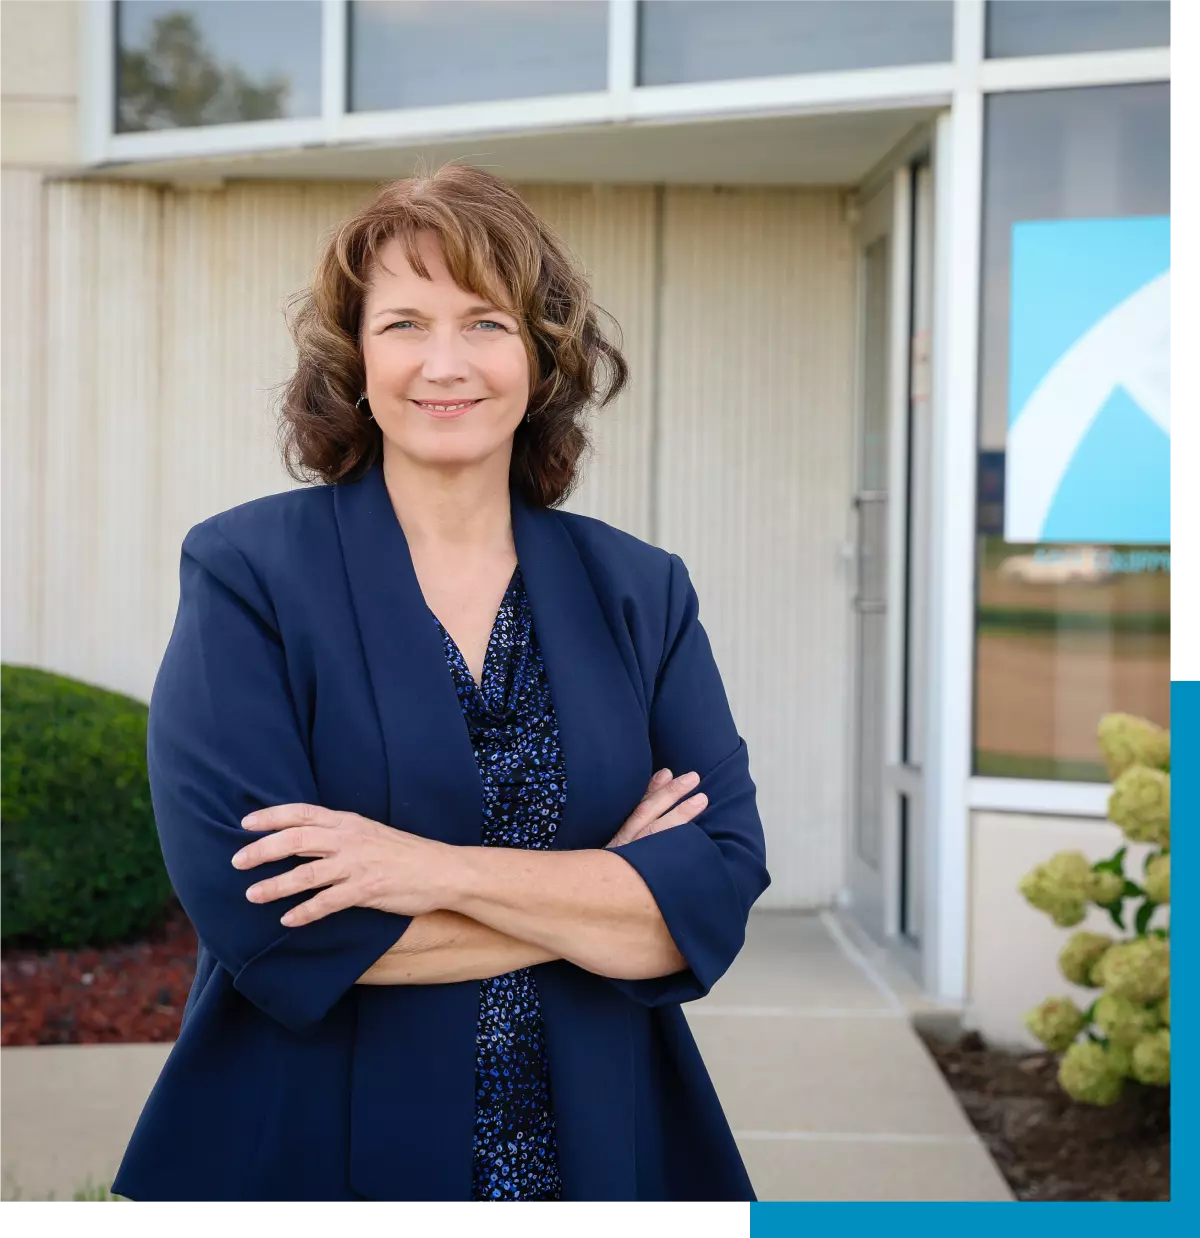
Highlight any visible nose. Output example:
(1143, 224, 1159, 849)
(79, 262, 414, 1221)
(418, 325, 473, 384)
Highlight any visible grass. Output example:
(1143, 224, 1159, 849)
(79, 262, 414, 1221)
(974, 750, 1109, 782)
(1, 1164, 126, 1201)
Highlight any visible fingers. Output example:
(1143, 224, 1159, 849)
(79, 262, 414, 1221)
(244, 856, 343, 908)
(641, 791, 708, 836)
(279, 884, 354, 927)
(232, 825, 334, 871)
(639, 769, 702, 822)
(640, 767, 674, 801)
(241, 802, 333, 830)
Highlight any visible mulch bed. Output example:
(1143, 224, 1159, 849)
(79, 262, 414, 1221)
(919, 1029, 1170, 1201)
(1, 904, 197, 1046)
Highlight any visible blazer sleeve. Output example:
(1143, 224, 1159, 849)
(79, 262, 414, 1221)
(147, 519, 412, 1037)
(605, 551, 771, 1006)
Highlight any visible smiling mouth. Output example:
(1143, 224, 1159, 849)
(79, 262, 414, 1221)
(412, 398, 483, 416)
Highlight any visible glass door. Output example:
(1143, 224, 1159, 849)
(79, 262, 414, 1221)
(848, 162, 931, 958)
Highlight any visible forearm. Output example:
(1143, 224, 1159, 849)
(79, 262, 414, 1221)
(355, 908, 560, 986)
(443, 846, 687, 981)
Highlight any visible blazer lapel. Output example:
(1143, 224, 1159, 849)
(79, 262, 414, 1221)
(333, 459, 483, 846)
(510, 487, 652, 853)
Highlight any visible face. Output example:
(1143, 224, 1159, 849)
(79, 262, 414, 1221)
(360, 232, 531, 474)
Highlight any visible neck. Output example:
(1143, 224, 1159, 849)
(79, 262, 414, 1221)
(380, 445, 515, 557)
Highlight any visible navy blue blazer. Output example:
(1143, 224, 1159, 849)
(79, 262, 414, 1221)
(111, 456, 771, 1202)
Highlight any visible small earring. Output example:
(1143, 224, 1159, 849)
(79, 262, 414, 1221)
(356, 392, 374, 421)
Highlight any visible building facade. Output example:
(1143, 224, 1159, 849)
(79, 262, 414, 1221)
(1, 0, 1170, 1045)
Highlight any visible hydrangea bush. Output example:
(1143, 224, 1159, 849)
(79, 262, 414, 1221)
(1020, 713, 1170, 1105)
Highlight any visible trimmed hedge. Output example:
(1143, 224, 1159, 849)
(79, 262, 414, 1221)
(1, 664, 175, 949)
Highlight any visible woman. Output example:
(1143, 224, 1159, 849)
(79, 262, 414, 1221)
(111, 164, 771, 1203)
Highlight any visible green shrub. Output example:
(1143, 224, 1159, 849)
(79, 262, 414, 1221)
(1, 663, 175, 949)
(1019, 712, 1170, 1106)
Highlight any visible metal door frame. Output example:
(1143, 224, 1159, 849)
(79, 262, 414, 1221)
(845, 162, 925, 955)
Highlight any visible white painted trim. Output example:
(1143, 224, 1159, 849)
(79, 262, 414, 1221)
(882, 166, 914, 943)
(980, 47, 1170, 94)
(924, 26, 983, 1006)
(106, 116, 328, 162)
(968, 778, 1111, 819)
(333, 90, 618, 146)
(625, 63, 956, 122)
(954, 0, 988, 77)
(79, 0, 114, 165)
(321, 0, 348, 124)
(858, 121, 936, 205)
(608, 0, 638, 99)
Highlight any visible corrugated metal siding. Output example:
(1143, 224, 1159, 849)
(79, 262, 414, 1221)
(40, 182, 162, 695)
(656, 188, 856, 908)
(520, 185, 658, 539)
(156, 183, 373, 641)
(1, 170, 47, 668)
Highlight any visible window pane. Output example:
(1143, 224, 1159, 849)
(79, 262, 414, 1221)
(974, 85, 1170, 781)
(986, 1, 1170, 59)
(637, 1, 953, 87)
(349, 1, 609, 112)
(116, 1, 322, 133)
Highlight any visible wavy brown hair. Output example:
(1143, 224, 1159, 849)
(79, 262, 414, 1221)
(277, 162, 629, 507)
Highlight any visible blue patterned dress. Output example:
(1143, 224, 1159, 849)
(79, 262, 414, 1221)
(431, 563, 566, 1202)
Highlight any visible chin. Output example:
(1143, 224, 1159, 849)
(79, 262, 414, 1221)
(394, 438, 512, 470)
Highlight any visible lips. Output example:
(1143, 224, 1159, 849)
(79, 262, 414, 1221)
(412, 398, 483, 419)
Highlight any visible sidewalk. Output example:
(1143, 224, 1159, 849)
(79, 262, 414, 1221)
(691, 910, 1013, 1201)
(1, 911, 1012, 1201)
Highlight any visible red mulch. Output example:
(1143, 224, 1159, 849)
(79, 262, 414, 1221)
(919, 1029, 1170, 1201)
(1, 904, 197, 1046)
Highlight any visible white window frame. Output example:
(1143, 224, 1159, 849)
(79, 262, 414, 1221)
(81, 1, 1170, 166)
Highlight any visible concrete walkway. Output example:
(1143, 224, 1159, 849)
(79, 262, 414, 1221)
(1, 911, 1012, 1202)
(690, 911, 1012, 1201)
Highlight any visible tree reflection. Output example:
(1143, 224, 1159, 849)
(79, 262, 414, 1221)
(118, 11, 289, 131)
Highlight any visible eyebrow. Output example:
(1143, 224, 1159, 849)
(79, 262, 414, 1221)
(369, 304, 515, 321)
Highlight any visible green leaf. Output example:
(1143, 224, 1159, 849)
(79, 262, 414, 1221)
(1082, 1000, 1098, 1025)
(1134, 901, 1157, 936)
(1123, 880, 1144, 898)
(1103, 901, 1127, 931)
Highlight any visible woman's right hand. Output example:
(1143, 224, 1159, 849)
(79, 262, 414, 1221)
(604, 768, 708, 849)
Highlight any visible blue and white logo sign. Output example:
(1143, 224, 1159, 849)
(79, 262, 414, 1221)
(1005, 215, 1169, 545)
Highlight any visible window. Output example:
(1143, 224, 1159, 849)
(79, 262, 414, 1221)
(116, 1, 322, 133)
(348, 1, 609, 112)
(974, 84, 1169, 782)
(985, 1, 1170, 59)
(637, 0, 953, 87)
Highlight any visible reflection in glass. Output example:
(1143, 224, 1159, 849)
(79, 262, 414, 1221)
(116, 1, 322, 132)
(985, 1, 1169, 60)
(349, 1, 608, 112)
(974, 543, 1169, 781)
(974, 85, 1170, 781)
(638, 0, 953, 87)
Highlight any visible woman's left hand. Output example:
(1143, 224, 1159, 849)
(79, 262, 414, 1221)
(231, 804, 457, 927)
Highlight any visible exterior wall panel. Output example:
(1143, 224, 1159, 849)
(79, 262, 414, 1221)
(1, 170, 47, 668)
(656, 187, 856, 908)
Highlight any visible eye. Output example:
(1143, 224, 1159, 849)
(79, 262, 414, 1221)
(386, 320, 418, 331)
(472, 320, 508, 332)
